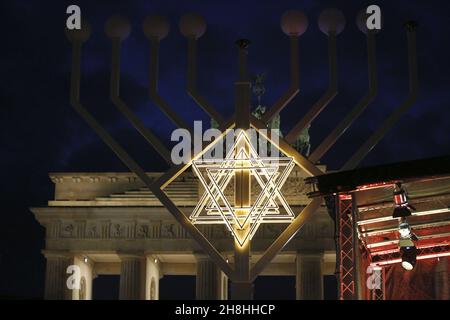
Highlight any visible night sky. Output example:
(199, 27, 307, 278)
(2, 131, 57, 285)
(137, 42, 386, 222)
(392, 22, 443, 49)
(1, 0, 449, 299)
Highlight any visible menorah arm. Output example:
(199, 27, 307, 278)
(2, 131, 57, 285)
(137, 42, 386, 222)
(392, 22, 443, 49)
(250, 116, 324, 177)
(342, 24, 418, 171)
(69, 41, 155, 186)
(187, 37, 225, 126)
(109, 38, 172, 164)
(250, 197, 322, 282)
(261, 35, 300, 124)
(285, 32, 338, 144)
(148, 38, 193, 134)
(69, 38, 234, 280)
(150, 187, 235, 280)
(309, 32, 378, 164)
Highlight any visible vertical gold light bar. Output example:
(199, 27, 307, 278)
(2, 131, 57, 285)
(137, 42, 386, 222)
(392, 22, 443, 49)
(232, 39, 253, 299)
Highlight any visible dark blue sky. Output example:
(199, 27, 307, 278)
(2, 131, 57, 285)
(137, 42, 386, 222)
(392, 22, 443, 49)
(0, 0, 449, 298)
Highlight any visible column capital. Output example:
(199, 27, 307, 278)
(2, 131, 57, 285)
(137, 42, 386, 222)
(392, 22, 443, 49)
(74, 254, 95, 269)
(194, 252, 211, 262)
(144, 253, 162, 275)
(117, 251, 145, 261)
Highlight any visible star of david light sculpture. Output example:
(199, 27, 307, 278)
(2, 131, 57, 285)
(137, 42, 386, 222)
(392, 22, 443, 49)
(190, 131, 295, 246)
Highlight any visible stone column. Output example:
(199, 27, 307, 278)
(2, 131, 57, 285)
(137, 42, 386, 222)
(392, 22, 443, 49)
(434, 257, 449, 300)
(44, 251, 71, 300)
(219, 271, 228, 300)
(195, 254, 221, 300)
(296, 252, 324, 300)
(71, 255, 94, 300)
(119, 253, 145, 300)
(145, 256, 161, 300)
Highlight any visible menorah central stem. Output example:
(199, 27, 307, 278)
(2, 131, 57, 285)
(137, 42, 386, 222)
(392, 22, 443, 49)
(231, 39, 253, 299)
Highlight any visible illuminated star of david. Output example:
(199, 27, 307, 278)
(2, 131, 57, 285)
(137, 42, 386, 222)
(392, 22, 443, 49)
(190, 131, 295, 246)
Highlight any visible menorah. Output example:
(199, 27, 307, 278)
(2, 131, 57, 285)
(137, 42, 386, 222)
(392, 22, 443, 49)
(65, 8, 418, 299)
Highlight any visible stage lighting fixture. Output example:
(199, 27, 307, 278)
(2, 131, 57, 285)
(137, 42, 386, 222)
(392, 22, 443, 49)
(392, 183, 412, 218)
(399, 238, 415, 248)
(398, 220, 411, 238)
(393, 206, 412, 218)
(400, 246, 417, 270)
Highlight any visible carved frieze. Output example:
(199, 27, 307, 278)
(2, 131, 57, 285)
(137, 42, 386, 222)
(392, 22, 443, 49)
(52, 216, 333, 241)
(136, 224, 150, 238)
(61, 222, 75, 238)
(110, 223, 124, 238)
(86, 222, 99, 238)
(46, 221, 60, 239)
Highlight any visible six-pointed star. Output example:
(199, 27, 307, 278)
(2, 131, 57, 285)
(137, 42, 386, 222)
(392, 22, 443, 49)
(190, 131, 296, 246)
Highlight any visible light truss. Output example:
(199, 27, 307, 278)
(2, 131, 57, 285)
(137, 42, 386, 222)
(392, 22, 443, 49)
(357, 207, 450, 226)
(371, 243, 450, 267)
(337, 194, 357, 300)
(190, 131, 295, 246)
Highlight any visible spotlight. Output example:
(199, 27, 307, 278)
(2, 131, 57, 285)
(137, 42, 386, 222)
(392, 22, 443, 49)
(392, 183, 412, 218)
(399, 238, 414, 248)
(83, 257, 88, 263)
(398, 219, 418, 242)
(393, 205, 411, 218)
(400, 246, 417, 270)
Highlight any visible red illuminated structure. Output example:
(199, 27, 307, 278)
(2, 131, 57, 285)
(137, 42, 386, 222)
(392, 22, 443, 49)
(308, 155, 450, 300)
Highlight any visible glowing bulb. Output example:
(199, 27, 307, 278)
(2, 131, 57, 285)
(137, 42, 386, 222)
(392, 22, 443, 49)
(401, 261, 414, 270)
(400, 246, 417, 271)
(398, 221, 411, 238)
(399, 227, 411, 238)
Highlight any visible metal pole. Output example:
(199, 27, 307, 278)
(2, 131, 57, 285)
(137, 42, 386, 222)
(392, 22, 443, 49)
(261, 35, 299, 123)
(109, 37, 172, 163)
(342, 22, 418, 170)
(187, 36, 225, 125)
(148, 37, 192, 133)
(309, 31, 377, 164)
(286, 31, 338, 144)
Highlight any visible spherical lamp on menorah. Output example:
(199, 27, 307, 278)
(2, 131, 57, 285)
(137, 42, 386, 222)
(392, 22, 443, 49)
(65, 20, 92, 43)
(143, 15, 170, 40)
(105, 15, 131, 40)
(318, 8, 346, 35)
(281, 10, 308, 36)
(179, 13, 207, 39)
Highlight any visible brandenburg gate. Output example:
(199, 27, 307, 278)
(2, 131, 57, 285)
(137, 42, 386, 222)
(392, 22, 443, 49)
(31, 168, 335, 300)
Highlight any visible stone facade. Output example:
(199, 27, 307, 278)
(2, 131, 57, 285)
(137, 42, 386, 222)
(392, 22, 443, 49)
(31, 169, 336, 300)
